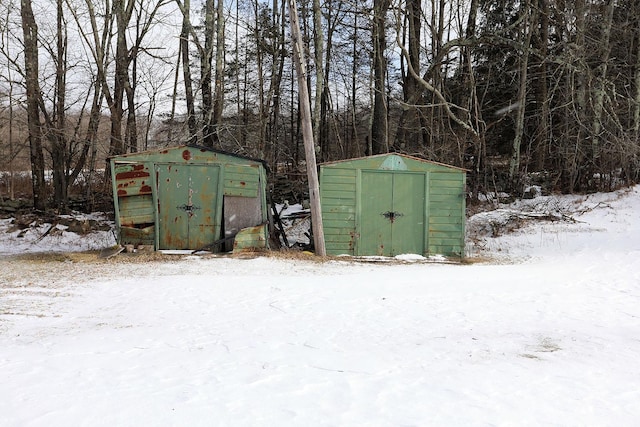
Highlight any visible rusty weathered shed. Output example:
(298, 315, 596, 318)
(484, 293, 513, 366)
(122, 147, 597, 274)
(110, 145, 269, 252)
(319, 153, 466, 258)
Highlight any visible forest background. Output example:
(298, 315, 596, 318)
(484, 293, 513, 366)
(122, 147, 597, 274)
(1, 0, 639, 212)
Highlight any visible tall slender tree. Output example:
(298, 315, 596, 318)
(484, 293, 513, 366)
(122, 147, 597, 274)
(20, 0, 46, 210)
(371, 0, 390, 154)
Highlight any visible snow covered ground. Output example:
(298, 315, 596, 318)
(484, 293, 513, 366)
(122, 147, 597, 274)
(1, 187, 640, 426)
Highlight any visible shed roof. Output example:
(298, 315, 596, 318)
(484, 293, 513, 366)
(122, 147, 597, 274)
(109, 144, 268, 169)
(320, 153, 468, 172)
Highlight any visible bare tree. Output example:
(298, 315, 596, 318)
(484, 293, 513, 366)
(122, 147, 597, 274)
(508, 0, 534, 189)
(590, 0, 615, 162)
(370, 0, 391, 154)
(178, 0, 197, 144)
(394, 0, 424, 152)
(20, 0, 46, 210)
(312, 0, 324, 154)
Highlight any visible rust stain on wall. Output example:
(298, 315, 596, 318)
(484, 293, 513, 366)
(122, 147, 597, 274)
(116, 170, 149, 180)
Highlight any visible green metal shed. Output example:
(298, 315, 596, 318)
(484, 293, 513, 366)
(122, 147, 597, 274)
(109, 145, 269, 252)
(319, 153, 466, 258)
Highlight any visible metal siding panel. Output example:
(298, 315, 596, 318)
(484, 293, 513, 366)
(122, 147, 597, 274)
(322, 190, 356, 200)
(118, 195, 155, 225)
(391, 173, 426, 256)
(156, 164, 220, 250)
(157, 164, 190, 249)
(427, 171, 466, 257)
(224, 166, 259, 197)
(429, 216, 464, 225)
(189, 165, 220, 249)
(320, 167, 357, 256)
(322, 173, 355, 183)
(429, 223, 465, 232)
(323, 204, 356, 213)
(114, 165, 153, 197)
(113, 162, 157, 246)
(323, 211, 356, 222)
(322, 167, 356, 176)
(358, 171, 393, 256)
(429, 230, 463, 239)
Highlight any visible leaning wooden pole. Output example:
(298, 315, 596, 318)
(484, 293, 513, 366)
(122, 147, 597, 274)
(286, 0, 326, 256)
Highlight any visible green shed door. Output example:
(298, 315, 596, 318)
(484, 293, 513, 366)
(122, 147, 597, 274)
(359, 171, 426, 256)
(157, 163, 220, 249)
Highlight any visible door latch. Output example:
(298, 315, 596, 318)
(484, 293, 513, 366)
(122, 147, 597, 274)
(382, 211, 403, 223)
(177, 204, 201, 212)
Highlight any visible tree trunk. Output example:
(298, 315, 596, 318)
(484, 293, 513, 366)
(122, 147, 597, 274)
(591, 0, 615, 165)
(508, 0, 534, 189)
(20, 0, 47, 210)
(533, 0, 549, 170)
(634, 5, 640, 137)
(395, 0, 422, 152)
(212, 0, 225, 145)
(180, 0, 198, 144)
(51, 0, 68, 210)
(201, 0, 215, 147)
(312, 0, 324, 156)
(109, 0, 135, 157)
(371, 0, 391, 155)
